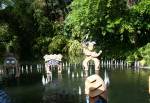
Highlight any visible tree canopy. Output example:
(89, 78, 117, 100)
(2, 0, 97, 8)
(0, 0, 150, 64)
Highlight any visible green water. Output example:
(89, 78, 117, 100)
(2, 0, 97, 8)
(1, 65, 150, 103)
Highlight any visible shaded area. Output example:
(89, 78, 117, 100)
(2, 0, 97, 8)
(0, 64, 149, 103)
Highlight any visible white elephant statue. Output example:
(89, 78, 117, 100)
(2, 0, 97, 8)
(43, 54, 63, 74)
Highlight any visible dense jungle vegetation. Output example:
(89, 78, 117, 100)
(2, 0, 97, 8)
(0, 0, 150, 65)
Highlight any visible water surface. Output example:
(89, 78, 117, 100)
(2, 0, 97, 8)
(1, 65, 150, 103)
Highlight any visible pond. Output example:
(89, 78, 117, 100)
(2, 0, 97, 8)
(0, 63, 150, 103)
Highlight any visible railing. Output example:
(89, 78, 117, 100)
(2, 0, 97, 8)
(0, 59, 142, 76)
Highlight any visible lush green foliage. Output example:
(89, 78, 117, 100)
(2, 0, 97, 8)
(64, 0, 150, 62)
(126, 43, 150, 66)
(0, 0, 69, 61)
(0, 23, 9, 42)
(48, 35, 67, 53)
(65, 0, 126, 58)
(67, 39, 82, 56)
(0, 0, 150, 63)
(125, 0, 150, 64)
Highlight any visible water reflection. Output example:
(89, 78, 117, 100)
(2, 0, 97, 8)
(0, 64, 149, 103)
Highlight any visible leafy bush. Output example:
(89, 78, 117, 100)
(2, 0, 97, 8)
(48, 35, 67, 54)
(67, 39, 83, 57)
(126, 43, 150, 66)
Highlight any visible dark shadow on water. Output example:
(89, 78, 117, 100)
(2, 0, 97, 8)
(0, 65, 150, 103)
